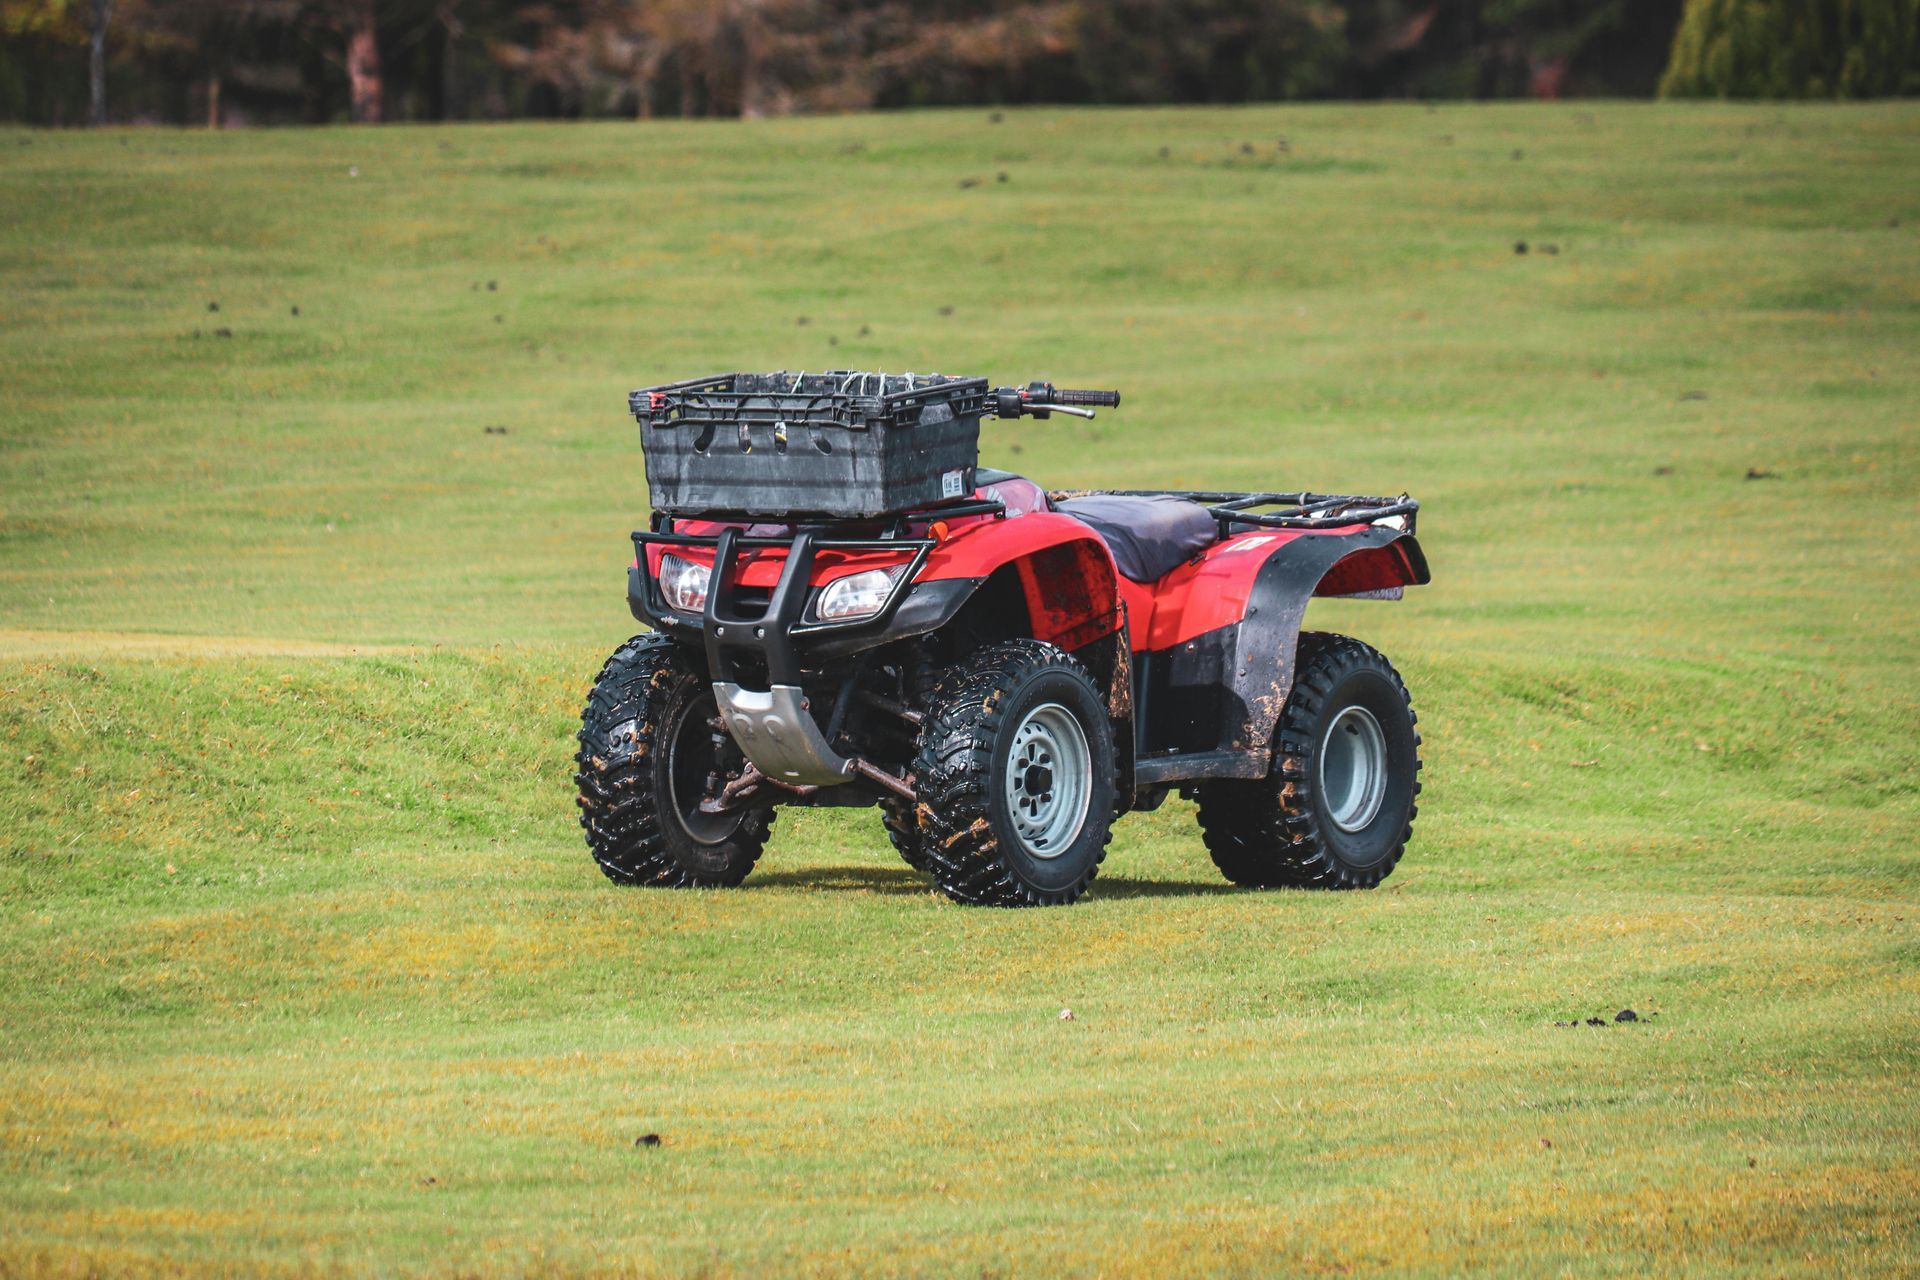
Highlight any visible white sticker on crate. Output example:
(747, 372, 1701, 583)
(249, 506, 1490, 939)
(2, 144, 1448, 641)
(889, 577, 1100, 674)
(941, 469, 966, 499)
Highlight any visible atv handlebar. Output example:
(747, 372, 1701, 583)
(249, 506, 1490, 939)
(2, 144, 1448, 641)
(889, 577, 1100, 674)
(992, 382, 1124, 420)
(1049, 387, 1122, 408)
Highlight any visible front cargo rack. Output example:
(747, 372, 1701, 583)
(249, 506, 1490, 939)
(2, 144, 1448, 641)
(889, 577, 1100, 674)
(630, 371, 991, 519)
(630, 371, 989, 433)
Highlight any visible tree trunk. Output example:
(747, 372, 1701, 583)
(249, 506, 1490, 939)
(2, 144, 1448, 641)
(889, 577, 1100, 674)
(346, 0, 383, 124)
(88, 0, 111, 126)
(635, 49, 663, 120)
(439, 1, 463, 120)
(207, 73, 221, 129)
(738, 9, 767, 118)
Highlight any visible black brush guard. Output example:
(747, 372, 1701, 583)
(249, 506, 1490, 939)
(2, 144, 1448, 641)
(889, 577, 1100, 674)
(633, 526, 934, 687)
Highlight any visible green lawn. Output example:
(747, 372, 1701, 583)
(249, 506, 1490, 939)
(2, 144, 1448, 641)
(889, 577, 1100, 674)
(1, 102, 1916, 1277)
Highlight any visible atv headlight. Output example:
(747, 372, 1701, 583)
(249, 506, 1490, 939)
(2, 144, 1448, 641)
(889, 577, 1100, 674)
(814, 567, 902, 622)
(658, 554, 710, 613)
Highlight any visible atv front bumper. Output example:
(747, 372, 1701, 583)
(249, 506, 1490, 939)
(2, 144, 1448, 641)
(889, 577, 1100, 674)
(629, 525, 970, 786)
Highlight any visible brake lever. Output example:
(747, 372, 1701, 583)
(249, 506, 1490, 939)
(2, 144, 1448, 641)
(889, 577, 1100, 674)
(990, 386, 1099, 420)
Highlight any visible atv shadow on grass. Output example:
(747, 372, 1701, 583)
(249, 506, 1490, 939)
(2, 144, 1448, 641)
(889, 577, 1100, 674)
(744, 865, 1240, 899)
(1084, 876, 1241, 899)
(745, 865, 932, 896)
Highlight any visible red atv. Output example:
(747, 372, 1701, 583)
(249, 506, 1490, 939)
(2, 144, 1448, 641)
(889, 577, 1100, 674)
(577, 372, 1428, 906)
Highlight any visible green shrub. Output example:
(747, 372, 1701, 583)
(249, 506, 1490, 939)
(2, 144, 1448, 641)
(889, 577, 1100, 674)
(1660, 0, 1920, 97)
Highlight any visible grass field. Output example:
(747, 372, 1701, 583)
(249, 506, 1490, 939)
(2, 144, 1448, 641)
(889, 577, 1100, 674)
(1, 102, 1917, 1277)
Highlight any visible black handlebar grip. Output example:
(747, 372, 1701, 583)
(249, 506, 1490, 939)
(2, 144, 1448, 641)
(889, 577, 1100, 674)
(1051, 388, 1121, 408)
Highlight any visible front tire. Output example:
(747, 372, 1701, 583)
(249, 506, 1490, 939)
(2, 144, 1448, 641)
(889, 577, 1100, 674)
(574, 635, 773, 887)
(1196, 632, 1420, 890)
(879, 795, 930, 872)
(912, 640, 1115, 906)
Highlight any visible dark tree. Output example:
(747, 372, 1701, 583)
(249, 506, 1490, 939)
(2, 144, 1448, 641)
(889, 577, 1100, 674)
(1076, 0, 1348, 102)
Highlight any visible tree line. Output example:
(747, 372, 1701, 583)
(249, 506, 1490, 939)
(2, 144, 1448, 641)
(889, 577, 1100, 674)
(2, 0, 1914, 127)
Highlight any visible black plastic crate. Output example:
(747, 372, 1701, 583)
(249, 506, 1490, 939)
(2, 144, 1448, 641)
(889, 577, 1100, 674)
(629, 371, 989, 518)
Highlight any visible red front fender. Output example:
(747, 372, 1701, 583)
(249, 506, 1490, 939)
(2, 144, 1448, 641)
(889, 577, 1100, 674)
(919, 512, 1125, 652)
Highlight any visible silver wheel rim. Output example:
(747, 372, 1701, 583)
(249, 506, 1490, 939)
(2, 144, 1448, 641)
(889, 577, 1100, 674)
(1320, 705, 1388, 833)
(1004, 702, 1092, 859)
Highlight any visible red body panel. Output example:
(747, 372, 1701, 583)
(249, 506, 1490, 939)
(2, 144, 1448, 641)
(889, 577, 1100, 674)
(1146, 529, 1321, 649)
(906, 510, 1125, 650)
(1143, 527, 1423, 648)
(1124, 524, 1423, 650)
(644, 502, 1419, 655)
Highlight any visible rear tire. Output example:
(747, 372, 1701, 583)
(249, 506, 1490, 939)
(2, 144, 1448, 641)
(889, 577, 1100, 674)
(911, 640, 1115, 906)
(1196, 632, 1420, 890)
(575, 635, 773, 887)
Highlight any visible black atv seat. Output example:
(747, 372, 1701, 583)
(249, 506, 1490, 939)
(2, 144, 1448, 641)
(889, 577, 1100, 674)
(1054, 494, 1219, 583)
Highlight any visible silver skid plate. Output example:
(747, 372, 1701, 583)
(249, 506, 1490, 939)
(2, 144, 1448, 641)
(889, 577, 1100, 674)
(712, 682, 854, 786)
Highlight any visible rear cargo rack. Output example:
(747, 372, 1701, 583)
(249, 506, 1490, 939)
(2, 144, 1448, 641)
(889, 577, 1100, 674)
(1051, 490, 1418, 534)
